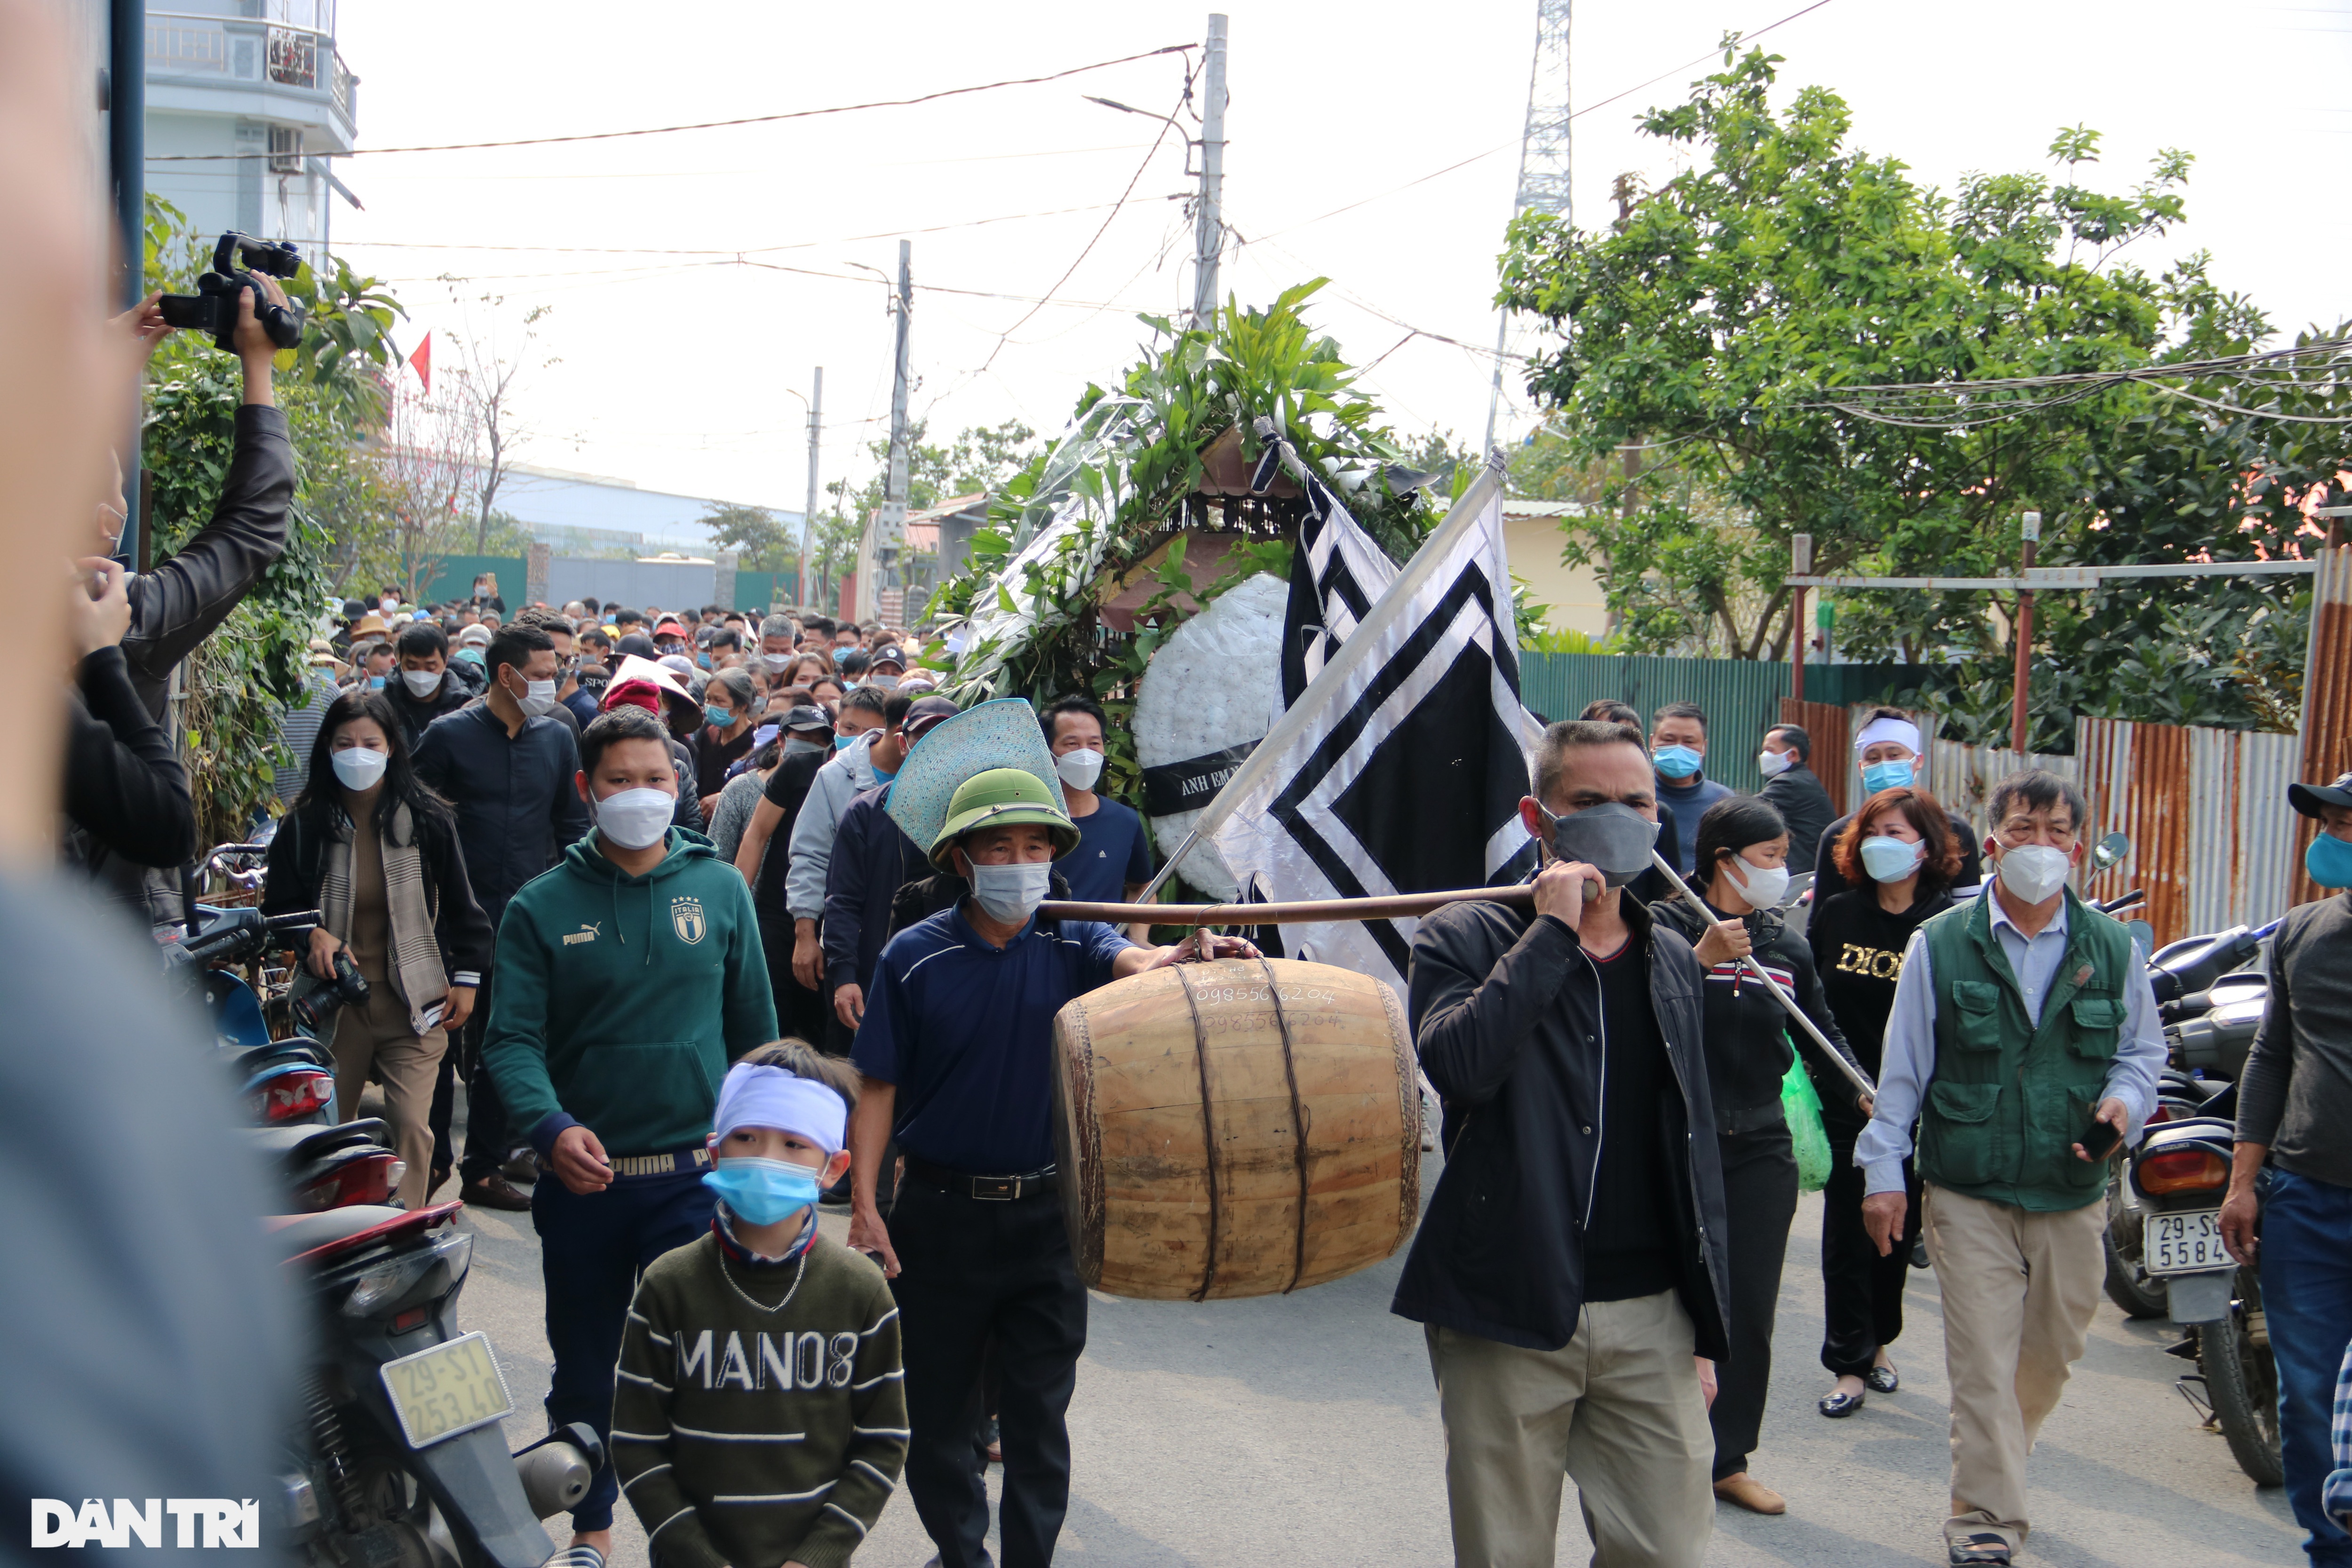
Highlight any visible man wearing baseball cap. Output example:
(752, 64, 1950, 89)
(2222, 770, 2352, 1568)
(848, 764, 1255, 1568)
(732, 703, 841, 1040)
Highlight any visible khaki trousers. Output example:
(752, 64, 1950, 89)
(1426, 1291, 1712, 1568)
(329, 987, 448, 1210)
(1921, 1183, 2106, 1551)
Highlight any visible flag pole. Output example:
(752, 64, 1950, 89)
(1134, 460, 1509, 903)
(1646, 849, 1877, 1104)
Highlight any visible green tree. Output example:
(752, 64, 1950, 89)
(142, 197, 411, 841)
(700, 501, 795, 573)
(1500, 45, 2233, 664)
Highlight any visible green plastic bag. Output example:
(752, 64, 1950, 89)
(1781, 1053, 1833, 1193)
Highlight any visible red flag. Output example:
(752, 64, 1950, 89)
(407, 332, 431, 393)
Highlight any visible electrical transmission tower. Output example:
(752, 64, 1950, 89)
(1483, 0, 1572, 455)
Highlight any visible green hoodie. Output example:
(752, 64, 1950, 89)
(484, 827, 779, 1158)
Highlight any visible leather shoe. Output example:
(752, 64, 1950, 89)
(1864, 1363, 1900, 1394)
(1713, 1475, 1786, 1514)
(1818, 1388, 1865, 1418)
(460, 1174, 532, 1211)
(1949, 1532, 2012, 1565)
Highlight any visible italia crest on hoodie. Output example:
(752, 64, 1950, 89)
(671, 896, 707, 944)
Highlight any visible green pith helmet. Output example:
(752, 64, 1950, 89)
(931, 766, 1080, 869)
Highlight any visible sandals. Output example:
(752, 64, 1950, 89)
(1948, 1532, 2012, 1565)
(1818, 1388, 1865, 1418)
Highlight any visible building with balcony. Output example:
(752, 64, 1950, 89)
(143, 0, 359, 264)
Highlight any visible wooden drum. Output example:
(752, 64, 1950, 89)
(1050, 956, 1421, 1301)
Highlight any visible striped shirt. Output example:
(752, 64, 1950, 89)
(2326, 1337, 2352, 1528)
(613, 1230, 905, 1568)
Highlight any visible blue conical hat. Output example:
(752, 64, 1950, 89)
(884, 697, 1062, 860)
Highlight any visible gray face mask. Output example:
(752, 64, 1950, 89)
(1532, 800, 1661, 887)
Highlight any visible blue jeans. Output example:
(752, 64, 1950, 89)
(2262, 1166, 2352, 1565)
(531, 1167, 711, 1534)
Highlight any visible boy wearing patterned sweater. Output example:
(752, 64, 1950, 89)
(614, 1043, 907, 1568)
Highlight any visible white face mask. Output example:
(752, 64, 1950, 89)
(969, 860, 1052, 925)
(1994, 842, 2072, 905)
(330, 746, 389, 790)
(595, 787, 674, 851)
(1859, 835, 1924, 883)
(1055, 748, 1105, 791)
(761, 653, 794, 672)
(513, 677, 559, 719)
(401, 668, 441, 698)
(1757, 749, 1794, 779)
(1730, 858, 1790, 911)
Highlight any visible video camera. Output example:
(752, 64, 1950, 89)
(157, 231, 307, 353)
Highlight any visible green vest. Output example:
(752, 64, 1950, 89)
(1915, 890, 2132, 1212)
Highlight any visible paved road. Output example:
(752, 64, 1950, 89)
(446, 1131, 2302, 1567)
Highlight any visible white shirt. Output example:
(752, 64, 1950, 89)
(1854, 891, 2166, 1195)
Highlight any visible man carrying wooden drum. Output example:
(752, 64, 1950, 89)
(1395, 717, 1732, 1568)
(845, 766, 1255, 1568)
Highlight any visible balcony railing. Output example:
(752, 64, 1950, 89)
(146, 11, 357, 129)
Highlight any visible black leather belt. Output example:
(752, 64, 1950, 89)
(1719, 1098, 1788, 1137)
(905, 1155, 1057, 1201)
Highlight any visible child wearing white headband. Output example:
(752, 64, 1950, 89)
(611, 1041, 906, 1568)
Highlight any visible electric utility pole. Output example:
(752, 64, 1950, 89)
(1483, 0, 1572, 454)
(1190, 14, 1229, 326)
(800, 367, 822, 605)
(875, 239, 913, 622)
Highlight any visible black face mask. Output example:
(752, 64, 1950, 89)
(1531, 800, 1661, 887)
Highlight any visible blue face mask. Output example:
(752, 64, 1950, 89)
(1653, 744, 1703, 780)
(2307, 831, 2352, 890)
(834, 732, 856, 751)
(1859, 835, 1924, 883)
(702, 1156, 823, 1226)
(367, 675, 386, 690)
(705, 705, 733, 729)
(697, 653, 712, 670)
(1861, 758, 1916, 794)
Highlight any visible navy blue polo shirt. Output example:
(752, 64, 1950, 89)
(1055, 796, 1154, 903)
(852, 903, 1131, 1174)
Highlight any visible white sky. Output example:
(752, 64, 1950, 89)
(331, 0, 2352, 516)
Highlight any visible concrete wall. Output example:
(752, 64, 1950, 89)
(1503, 512, 1609, 640)
(544, 558, 718, 614)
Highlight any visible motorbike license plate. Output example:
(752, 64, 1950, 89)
(379, 1331, 514, 1449)
(2146, 1209, 2229, 1275)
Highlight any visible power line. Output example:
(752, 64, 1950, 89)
(147, 43, 1196, 161)
(335, 199, 1183, 257)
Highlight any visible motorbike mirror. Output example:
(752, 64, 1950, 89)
(1778, 872, 1815, 910)
(2127, 917, 2155, 958)
(2091, 831, 2130, 872)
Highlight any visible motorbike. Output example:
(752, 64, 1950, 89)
(2126, 1115, 2283, 1487)
(270, 1200, 601, 1565)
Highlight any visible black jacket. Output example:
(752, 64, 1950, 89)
(1391, 897, 1731, 1357)
(1759, 764, 1836, 876)
(90, 403, 294, 924)
(411, 705, 591, 922)
(1648, 892, 1865, 1127)
(261, 799, 495, 980)
(823, 786, 932, 994)
(383, 670, 473, 751)
(63, 647, 197, 872)
(122, 404, 295, 718)
(1811, 807, 1983, 903)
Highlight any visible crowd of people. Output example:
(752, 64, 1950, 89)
(15, 0, 2347, 1545)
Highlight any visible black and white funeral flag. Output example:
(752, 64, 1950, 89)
(1211, 462, 1544, 991)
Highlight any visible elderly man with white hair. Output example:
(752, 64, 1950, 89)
(1809, 707, 1985, 903)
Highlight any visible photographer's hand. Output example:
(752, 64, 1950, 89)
(68, 557, 131, 657)
(230, 276, 286, 408)
(112, 291, 175, 370)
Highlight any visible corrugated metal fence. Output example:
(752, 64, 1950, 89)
(1519, 654, 1914, 796)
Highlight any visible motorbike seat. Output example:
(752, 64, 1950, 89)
(267, 1203, 404, 1259)
(243, 1118, 390, 1167)
(2142, 1117, 2235, 1153)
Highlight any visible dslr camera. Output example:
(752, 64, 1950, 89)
(158, 231, 307, 352)
(291, 947, 371, 1035)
